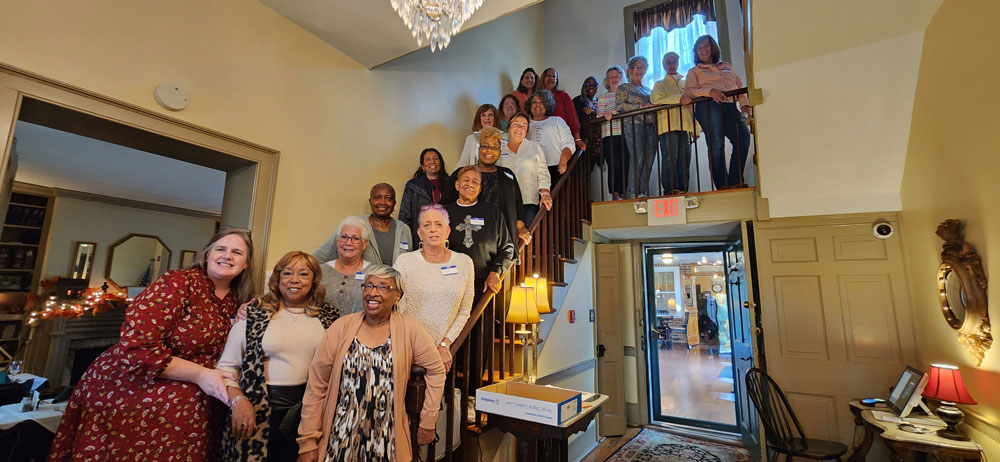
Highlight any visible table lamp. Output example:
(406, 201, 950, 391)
(505, 285, 540, 384)
(524, 274, 552, 314)
(922, 363, 977, 441)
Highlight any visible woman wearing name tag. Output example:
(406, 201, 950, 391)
(319, 216, 372, 316)
(393, 204, 474, 370)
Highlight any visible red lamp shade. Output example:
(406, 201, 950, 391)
(922, 364, 977, 405)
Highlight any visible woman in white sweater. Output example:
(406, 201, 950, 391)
(394, 204, 475, 370)
(217, 251, 338, 462)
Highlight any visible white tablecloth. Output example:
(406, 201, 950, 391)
(0, 401, 67, 432)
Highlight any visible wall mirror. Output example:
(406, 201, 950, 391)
(69, 242, 97, 282)
(935, 219, 991, 366)
(179, 250, 197, 269)
(106, 233, 171, 290)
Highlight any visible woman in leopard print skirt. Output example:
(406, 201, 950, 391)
(217, 251, 339, 461)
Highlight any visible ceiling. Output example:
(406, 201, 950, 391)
(259, 0, 542, 68)
(12, 121, 226, 213)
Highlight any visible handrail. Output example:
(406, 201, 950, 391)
(608, 87, 749, 120)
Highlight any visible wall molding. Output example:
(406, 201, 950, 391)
(962, 406, 1000, 446)
(536, 358, 596, 386)
(16, 181, 221, 220)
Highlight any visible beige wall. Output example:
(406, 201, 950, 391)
(0, 0, 544, 268)
(900, 0, 1000, 456)
(41, 197, 216, 288)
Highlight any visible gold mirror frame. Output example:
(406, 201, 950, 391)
(935, 219, 991, 366)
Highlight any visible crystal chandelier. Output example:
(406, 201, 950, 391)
(390, 0, 486, 52)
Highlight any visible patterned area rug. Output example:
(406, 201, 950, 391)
(605, 429, 752, 462)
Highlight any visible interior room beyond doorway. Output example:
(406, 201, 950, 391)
(646, 247, 737, 430)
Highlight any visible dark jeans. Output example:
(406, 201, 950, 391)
(601, 135, 630, 196)
(694, 101, 751, 190)
(657, 131, 691, 193)
(547, 165, 562, 188)
(267, 384, 306, 462)
(524, 203, 539, 226)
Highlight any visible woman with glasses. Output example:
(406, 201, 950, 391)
(217, 251, 337, 462)
(394, 204, 474, 371)
(50, 228, 255, 461)
(684, 34, 752, 190)
(456, 103, 506, 167)
(616, 55, 658, 198)
(596, 65, 630, 200)
(319, 216, 371, 316)
(399, 148, 447, 245)
(297, 265, 446, 462)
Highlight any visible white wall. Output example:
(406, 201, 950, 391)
(754, 32, 924, 217)
(41, 197, 217, 288)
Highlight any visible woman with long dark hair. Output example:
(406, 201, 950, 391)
(399, 147, 447, 243)
(684, 35, 752, 190)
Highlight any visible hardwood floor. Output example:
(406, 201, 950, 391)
(578, 427, 641, 462)
(655, 342, 737, 425)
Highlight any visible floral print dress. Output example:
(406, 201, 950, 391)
(48, 268, 238, 462)
(325, 337, 395, 462)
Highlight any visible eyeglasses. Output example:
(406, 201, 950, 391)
(629, 65, 647, 70)
(362, 282, 397, 294)
(583, 82, 598, 87)
(338, 234, 363, 244)
(479, 145, 501, 152)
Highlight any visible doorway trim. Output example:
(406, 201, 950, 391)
(0, 62, 278, 285)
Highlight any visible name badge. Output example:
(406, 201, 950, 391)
(399, 241, 409, 250)
(441, 265, 458, 276)
(354, 272, 365, 281)
(470, 217, 485, 226)
(504, 171, 515, 180)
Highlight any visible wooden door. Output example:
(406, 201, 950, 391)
(726, 222, 761, 460)
(754, 214, 919, 445)
(595, 244, 627, 436)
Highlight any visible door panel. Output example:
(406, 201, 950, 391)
(755, 216, 919, 445)
(595, 244, 627, 436)
(726, 222, 760, 460)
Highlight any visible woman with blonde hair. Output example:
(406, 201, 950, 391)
(218, 251, 339, 462)
(50, 227, 255, 461)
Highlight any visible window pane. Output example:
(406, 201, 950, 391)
(634, 14, 718, 88)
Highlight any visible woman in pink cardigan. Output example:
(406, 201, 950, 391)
(296, 264, 446, 462)
(684, 35, 752, 191)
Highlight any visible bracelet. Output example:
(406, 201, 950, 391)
(230, 395, 247, 408)
(439, 341, 449, 348)
(574, 138, 582, 142)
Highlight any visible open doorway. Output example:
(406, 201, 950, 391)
(644, 244, 737, 431)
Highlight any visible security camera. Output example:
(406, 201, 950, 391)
(872, 220, 894, 239)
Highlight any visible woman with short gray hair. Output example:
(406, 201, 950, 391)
(616, 55, 658, 198)
(319, 215, 372, 315)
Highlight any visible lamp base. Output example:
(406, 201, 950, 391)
(935, 402, 971, 441)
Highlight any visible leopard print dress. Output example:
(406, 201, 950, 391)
(325, 337, 395, 462)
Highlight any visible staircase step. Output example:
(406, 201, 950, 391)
(550, 281, 568, 287)
(560, 257, 578, 264)
(580, 218, 592, 226)
(570, 237, 586, 245)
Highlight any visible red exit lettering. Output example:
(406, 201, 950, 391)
(653, 198, 681, 218)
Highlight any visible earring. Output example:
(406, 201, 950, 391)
(418, 242, 424, 250)
(445, 240, 450, 249)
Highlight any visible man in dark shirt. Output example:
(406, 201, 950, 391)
(444, 166, 516, 295)
(443, 126, 528, 253)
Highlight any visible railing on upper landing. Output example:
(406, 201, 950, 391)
(405, 145, 592, 461)
(592, 87, 754, 202)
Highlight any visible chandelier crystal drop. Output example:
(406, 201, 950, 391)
(389, 0, 485, 52)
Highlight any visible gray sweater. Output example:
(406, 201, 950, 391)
(314, 214, 413, 265)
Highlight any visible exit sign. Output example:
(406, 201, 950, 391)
(647, 196, 686, 225)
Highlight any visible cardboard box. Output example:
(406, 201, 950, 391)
(476, 381, 581, 426)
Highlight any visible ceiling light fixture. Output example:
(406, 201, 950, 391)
(390, 0, 485, 51)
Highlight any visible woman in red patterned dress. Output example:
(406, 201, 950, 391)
(48, 227, 256, 461)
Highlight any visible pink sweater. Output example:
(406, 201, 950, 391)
(683, 61, 749, 108)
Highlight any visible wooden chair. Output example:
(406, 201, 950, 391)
(744, 368, 848, 462)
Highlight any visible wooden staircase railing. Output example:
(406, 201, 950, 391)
(406, 146, 592, 461)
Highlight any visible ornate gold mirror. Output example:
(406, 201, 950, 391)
(935, 219, 991, 366)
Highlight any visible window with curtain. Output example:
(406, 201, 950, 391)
(634, 14, 718, 89)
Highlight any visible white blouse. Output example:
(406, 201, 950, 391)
(498, 138, 551, 205)
(527, 117, 575, 166)
(394, 250, 475, 345)
(217, 308, 326, 387)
